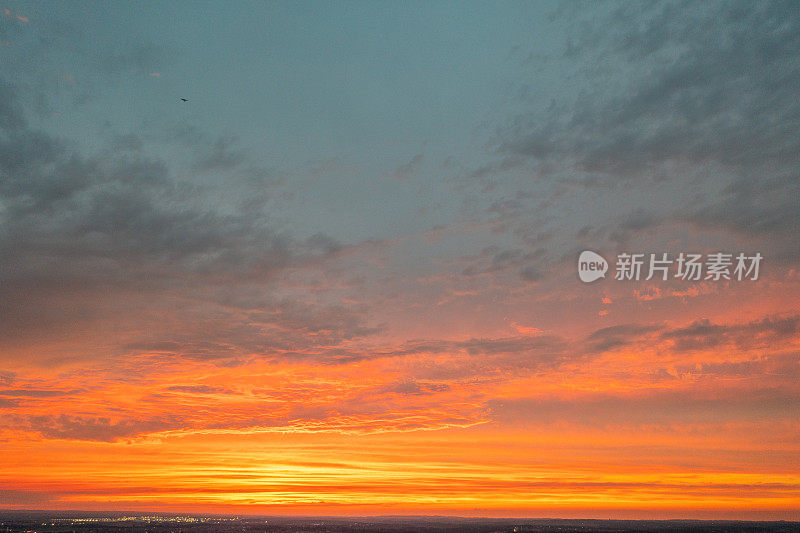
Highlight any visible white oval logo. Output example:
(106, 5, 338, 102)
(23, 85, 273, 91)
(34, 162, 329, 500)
(578, 251, 608, 282)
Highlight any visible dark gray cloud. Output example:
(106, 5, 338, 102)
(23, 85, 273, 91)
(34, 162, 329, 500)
(380, 378, 450, 396)
(192, 136, 244, 173)
(114, 297, 380, 366)
(0, 397, 19, 408)
(243, 313, 798, 370)
(256, 330, 570, 372)
(661, 315, 800, 352)
(0, 77, 356, 362)
(503, 2, 800, 173)
(459, 245, 545, 283)
(487, 387, 800, 427)
(580, 315, 799, 355)
(689, 172, 800, 259)
(519, 265, 543, 282)
(0, 89, 286, 272)
(459, 335, 564, 358)
(26, 414, 180, 442)
(164, 385, 235, 394)
(584, 323, 663, 354)
(121, 340, 244, 362)
(111, 133, 144, 152)
(675, 351, 800, 380)
(494, 0, 800, 258)
(609, 208, 659, 245)
(0, 389, 81, 398)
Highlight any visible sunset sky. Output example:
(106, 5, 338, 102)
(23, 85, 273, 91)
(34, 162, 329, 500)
(1, 0, 799, 520)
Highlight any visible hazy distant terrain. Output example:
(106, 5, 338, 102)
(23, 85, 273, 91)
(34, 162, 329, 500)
(1, 0, 799, 519)
(0, 513, 798, 533)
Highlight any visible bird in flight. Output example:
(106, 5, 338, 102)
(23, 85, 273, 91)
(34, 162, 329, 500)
(180, 98, 188, 102)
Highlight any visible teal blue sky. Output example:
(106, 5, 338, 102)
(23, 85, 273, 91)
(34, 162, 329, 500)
(1, 0, 798, 362)
(4, 1, 576, 243)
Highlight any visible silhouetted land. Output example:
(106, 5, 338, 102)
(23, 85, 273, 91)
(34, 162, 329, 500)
(0, 512, 797, 533)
